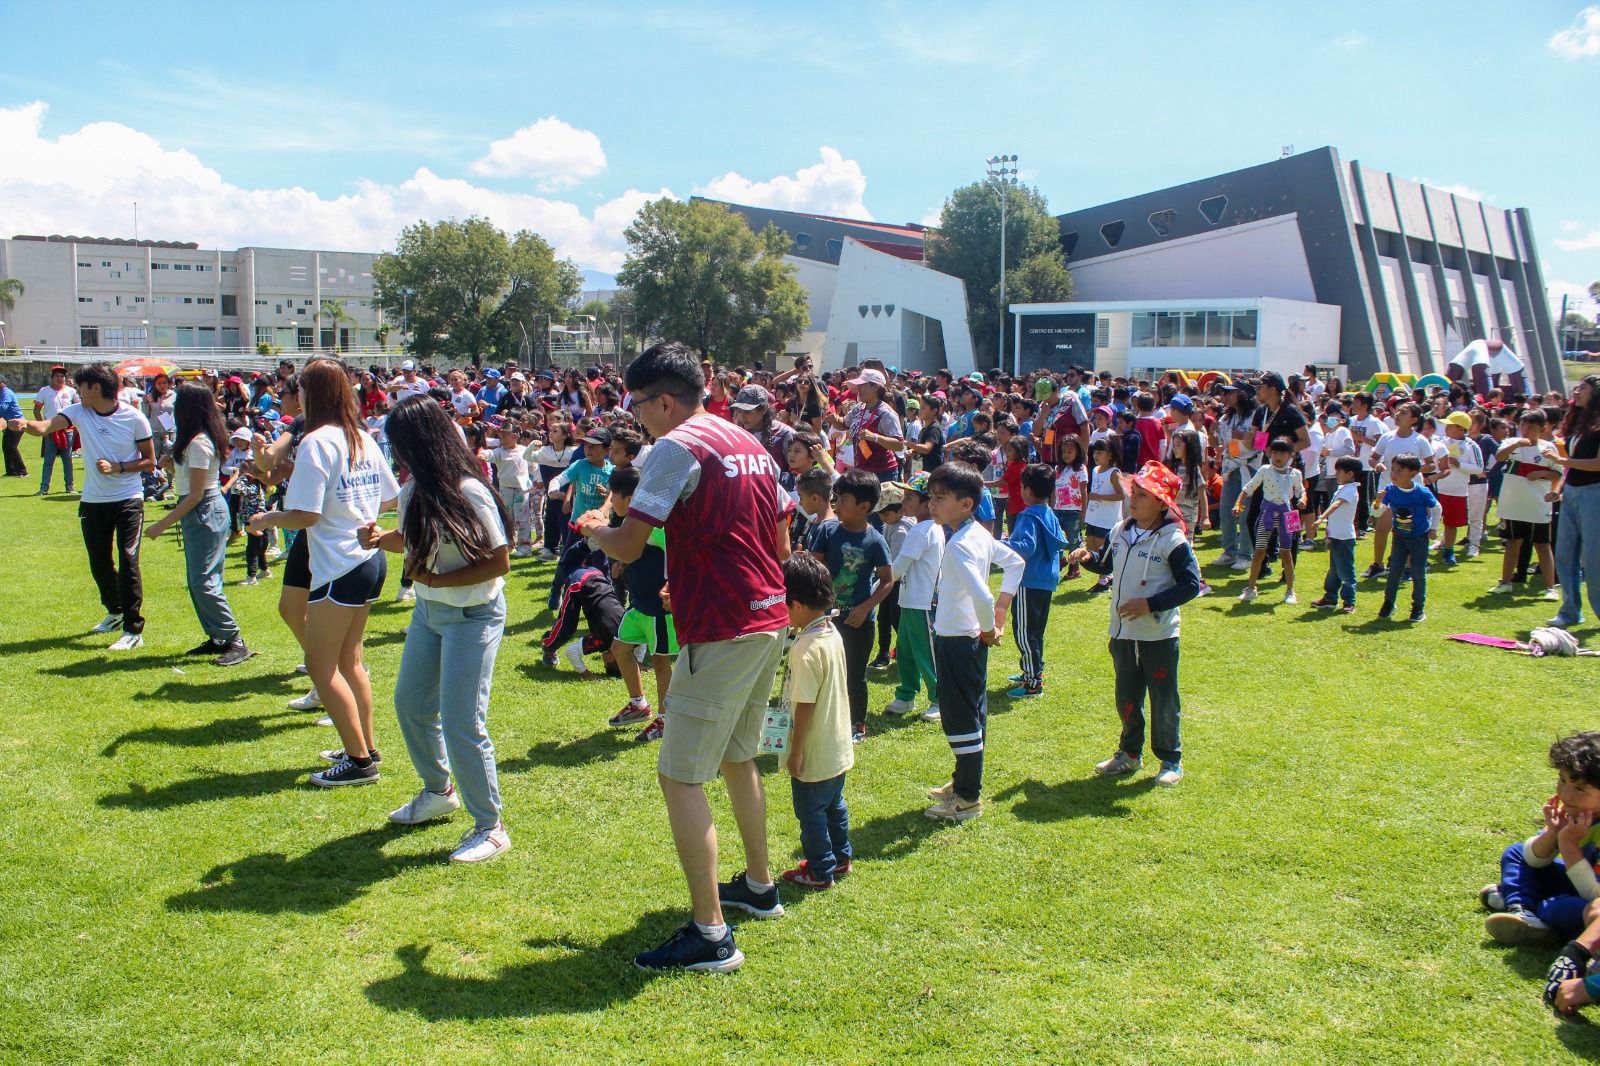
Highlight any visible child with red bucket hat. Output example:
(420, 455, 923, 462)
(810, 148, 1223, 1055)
(1069, 461, 1203, 787)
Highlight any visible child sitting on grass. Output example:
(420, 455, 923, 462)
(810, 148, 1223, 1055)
(777, 552, 854, 888)
(1070, 462, 1202, 788)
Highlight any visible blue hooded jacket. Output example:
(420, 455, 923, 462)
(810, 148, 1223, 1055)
(1005, 504, 1068, 590)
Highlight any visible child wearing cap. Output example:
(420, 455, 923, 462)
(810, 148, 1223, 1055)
(1069, 462, 1202, 787)
(1425, 412, 1483, 566)
(884, 472, 944, 720)
(870, 482, 914, 670)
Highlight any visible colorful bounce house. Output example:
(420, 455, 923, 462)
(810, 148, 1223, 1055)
(1445, 339, 1530, 398)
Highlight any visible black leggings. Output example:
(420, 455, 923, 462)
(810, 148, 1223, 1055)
(875, 584, 900, 660)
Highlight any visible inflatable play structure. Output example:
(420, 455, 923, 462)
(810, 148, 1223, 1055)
(1363, 372, 1417, 399)
(1446, 339, 1530, 398)
(1414, 373, 1452, 392)
(1196, 371, 1232, 392)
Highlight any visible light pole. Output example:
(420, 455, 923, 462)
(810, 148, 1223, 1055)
(141, 319, 149, 357)
(986, 153, 1019, 374)
(0, 320, 7, 349)
(289, 319, 298, 354)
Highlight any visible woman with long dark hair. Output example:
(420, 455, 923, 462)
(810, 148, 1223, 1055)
(249, 360, 398, 786)
(360, 395, 512, 862)
(1552, 375, 1600, 628)
(145, 383, 253, 664)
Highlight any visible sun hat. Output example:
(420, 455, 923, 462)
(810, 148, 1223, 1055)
(846, 369, 886, 388)
(1129, 461, 1186, 532)
(229, 427, 251, 444)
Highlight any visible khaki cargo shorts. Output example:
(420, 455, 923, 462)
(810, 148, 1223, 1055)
(659, 629, 785, 784)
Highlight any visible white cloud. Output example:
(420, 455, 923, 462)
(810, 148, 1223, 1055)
(0, 101, 664, 272)
(696, 147, 872, 220)
(1550, 278, 1600, 322)
(1562, 219, 1585, 232)
(1555, 227, 1600, 252)
(1331, 32, 1369, 49)
(469, 116, 606, 188)
(1412, 177, 1489, 203)
(1550, 5, 1600, 59)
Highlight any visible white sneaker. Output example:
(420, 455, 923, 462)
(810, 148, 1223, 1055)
(1490, 582, 1515, 594)
(314, 715, 333, 727)
(288, 688, 322, 711)
(1544, 587, 1562, 602)
(884, 698, 915, 716)
(1095, 751, 1142, 776)
(451, 823, 511, 863)
(1230, 557, 1251, 571)
(242, 575, 259, 586)
(389, 787, 463, 825)
(295, 662, 308, 675)
(919, 704, 941, 722)
(1284, 591, 1297, 605)
(91, 613, 124, 634)
(108, 632, 143, 652)
(1237, 586, 1258, 603)
(396, 586, 416, 604)
(1155, 760, 1184, 787)
(512, 545, 533, 558)
(1466, 546, 1481, 558)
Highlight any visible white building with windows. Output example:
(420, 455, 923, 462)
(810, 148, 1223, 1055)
(0, 235, 385, 357)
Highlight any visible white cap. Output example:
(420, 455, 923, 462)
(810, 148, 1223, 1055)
(229, 428, 251, 443)
(510, 372, 527, 382)
(400, 359, 416, 371)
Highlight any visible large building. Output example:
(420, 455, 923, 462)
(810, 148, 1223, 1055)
(699, 199, 978, 376)
(0, 235, 385, 356)
(1012, 146, 1562, 391)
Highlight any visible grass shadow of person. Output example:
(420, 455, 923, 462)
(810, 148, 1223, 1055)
(364, 911, 688, 1019)
(0, 633, 98, 656)
(131, 673, 298, 705)
(991, 775, 1158, 822)
(846, 804, 945, 864)
(166, 824, 450, 915)
(514, 661, 607, 687)
(99, 765, 309, 810)
(102, 710, 312, 756)
(497, 729, 639, 774)
(1484, 939, 1600, 1048)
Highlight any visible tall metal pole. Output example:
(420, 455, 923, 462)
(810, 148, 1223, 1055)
(986, 154, 1018, 374)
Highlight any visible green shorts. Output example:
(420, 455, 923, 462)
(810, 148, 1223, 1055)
(659, 630, 785, 785)
(616, 608, 679, 657)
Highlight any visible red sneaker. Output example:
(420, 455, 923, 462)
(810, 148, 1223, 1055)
(609, 702, 652, 727)
(780, 861, 835, 888)
(833, 858, 852, 877)
(634, 716, 664, 743)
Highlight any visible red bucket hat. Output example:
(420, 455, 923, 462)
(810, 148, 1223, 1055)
(1129, 461, 1186, 532)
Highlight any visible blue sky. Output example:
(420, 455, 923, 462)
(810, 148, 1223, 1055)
(1, 0, 1597, 313)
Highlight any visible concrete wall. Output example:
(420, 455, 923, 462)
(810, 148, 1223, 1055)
(818, 238, 974, 376)
(1069, 214, 1317, 303)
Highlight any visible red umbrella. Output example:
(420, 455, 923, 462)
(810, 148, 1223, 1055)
(113, 357, 181, 378)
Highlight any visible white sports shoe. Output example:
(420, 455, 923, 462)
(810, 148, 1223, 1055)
(1544, 587, 1562, 602)
(288, 688, 322, 711)
(1490, 582, 1515, 594)
(451, 823, 511, 863)
(91, 614, 124, 634)
(1095, 751, 1142, 776)
(511, 545, 533, 558)
(1284, 591, 1297, 605)
(295, 662, 309, 675)
(1229, 557, 1251, 571)
(395, 586, 416, 604)
(919, 704, 941, 722)
(884, 698, 915, 716)
(389, 787, 462, 825)
(1237, 586, 1258, 603)
(107, 632, 143, 652)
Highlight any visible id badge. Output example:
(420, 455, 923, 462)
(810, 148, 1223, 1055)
(758, 703, 793, 755)
(1284, 510, 1303, 534)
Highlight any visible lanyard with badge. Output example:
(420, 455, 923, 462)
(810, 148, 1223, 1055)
(759, 613, 834, 755)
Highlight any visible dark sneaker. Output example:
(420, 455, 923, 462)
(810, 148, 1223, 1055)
(633, 922, 743, 973)
(1546, 942, 1594, 1010)
(186, 638, 227, 656)
(1376, 608, 1393, 620)
(309, 756, 379, 787)
(850, 723, 867, 745)
(212, 641, 256, 667)
(1308, 597, 1336, 609)
(868, 657, 892, 671)
(1408, 611, 1426, 623)
(780, 861, 835, 889)
(319, 747, 382, 765)
(1339, 604, 1357, 614)
(1361, 564, 1386, 580)
(635, 716, 664, 743)
(833, 858, 853, 877)
(540, 649, 558, 668)
(719, 870, 784, 919)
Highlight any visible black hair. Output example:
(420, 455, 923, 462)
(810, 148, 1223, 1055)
(833, 468, 881, 510)
(1334, 456, 1363, 477)
(1390, 454, 1423, 473)
(1135, 393, 1155, 413)
(72, 362, 118, 397)
(1563, 375, 1600, 438)
(1116, 410, 1136, 426)
(1517, 408, 1548, 427)
(947, 440, 990, 471)
(928, 461, 983, 504)
(610, 428, 642, 457)
(608, 462, 641, 499)
(796, 467, 833, 498)
(1170, 428, 1204, 493)
(1019, 462, 1054, 500)
(1267, 438, 1295, 454)
(172, 381, 229, 468)
(385, 395, 508, 579)
(1091, 433, 1121, 467)
(784, 551, 835, 610)
(625, 341, 704, 404)
(1551, 732, 1600, 789)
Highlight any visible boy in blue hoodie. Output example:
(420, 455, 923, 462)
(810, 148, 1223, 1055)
(1069, 461, 1202, 787)
(1004, 463, 1067, 698)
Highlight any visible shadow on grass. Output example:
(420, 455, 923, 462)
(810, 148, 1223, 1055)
(514, 661, 606, 687)
(364, 911, 685, 1019)
(166, 824, 449, 914)
(848, 805, 944, 863)
(498, 729, 639, 773)
(99, 766, 308, 810)
(39, 654, 169, 677)
(991, 775, 1158, 821)
(365, 628, 409, 648)
(1483, 941, 1600, 1050)
(102, 710, 312, 755)
(0, 633, 98, 656)
(131, 673, 298, 705)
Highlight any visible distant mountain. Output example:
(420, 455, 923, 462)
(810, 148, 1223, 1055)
(580, 269, 618, 291)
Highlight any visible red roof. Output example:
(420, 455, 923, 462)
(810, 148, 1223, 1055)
(859, 239, 925, 261)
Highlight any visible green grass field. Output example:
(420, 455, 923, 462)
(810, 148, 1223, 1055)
(3, 473, 1598, 1065)
(1567, 359, 1597, 383)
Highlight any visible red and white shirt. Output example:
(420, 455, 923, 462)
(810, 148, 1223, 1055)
(628, 414, 793, 645)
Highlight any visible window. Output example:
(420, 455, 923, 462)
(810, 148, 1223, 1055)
(825, 238, 843, 260)
(1131, 312, 1155, 348)
(80, 327, 99, 346)
(1100, 220, 1125, 248)
(101, 261, 111, 267)
(275, 304, 283, 315)
(1095, 318, 1110, 348)
(793, 232, 812, 253)
(126, 327, 146, 347)
(78, 296, 93, 304)
(1182, 311, 1206, 346)
(1154, 311, 1180, 347)
(177, 263, 194, 270)
(1061, 231, 1079, 257)
(296, 327, 314, 351)
(195, 297, 215, 305)
(176, 327, 195, 347)
(151, 296, 173, 304)
(1199, 195, 1227, 225)
(221, 265, 236, 272)
(222, 327, 240, 346)
(221, 295, 238, 316)
(255, 326, 273, 346)
(194, 264, 212, 272)
(255, 299, 267, 306)
(1148, 209, 1177, 237)
(104, 327, 124, 347)
(133, 296, 145, 304)
(152, 262, 169, 269)
(197, 327, 216, 345)
(1206, 311, 1231, 347)
(77, 260, 92, 268)
(1231, 309, 1258, 345)
(108, 270, 121, 278)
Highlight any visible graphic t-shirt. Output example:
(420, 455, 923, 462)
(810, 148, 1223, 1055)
(806, 518, 891, 619)
(59, 402, 151, 503)
(1054, 466, 1086, 512)
(1382, 482, 1439, 539)
(552, 458, 613, 518)
(284, 425, 400, 586)
(1497, 440, 1560, 523)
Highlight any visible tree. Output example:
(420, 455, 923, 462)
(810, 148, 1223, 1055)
(925, 183, 1073, 369)
(315, 299, 355, 351)
(0, 277, 22, 340)
(1563, 311, 1597, 332)
(617, 199, 808, 363)
(373, 217, 580, 364)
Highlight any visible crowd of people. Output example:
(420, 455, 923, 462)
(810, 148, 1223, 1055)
(7, 345, 1599, 981)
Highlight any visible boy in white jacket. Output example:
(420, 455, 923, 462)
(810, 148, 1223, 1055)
(1071, 462, 1203, 787)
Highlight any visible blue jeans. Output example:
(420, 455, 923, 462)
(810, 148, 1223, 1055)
(1323, 537, 1357, 606)
(393, 593, 507, 828)
(40, 433, 73, 492)
(790, 772, 851, 881)
(1054, 509, 1083, 554)
(1555, 481, 1600, 625)
(1499, 841, 1590, 938)
(1381, 536, 1428, 615)
(1219, 469, 1247, 558)
(179, 491, 239, 642)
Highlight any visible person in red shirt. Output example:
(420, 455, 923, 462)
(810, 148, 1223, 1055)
(1133, 393, 1166, 467)
(578, 341, 794, 974)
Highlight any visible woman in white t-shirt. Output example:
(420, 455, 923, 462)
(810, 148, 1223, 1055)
(250, 362, 398, 787)
(146, 384, 253, 665)
(360, 395, 512, 863)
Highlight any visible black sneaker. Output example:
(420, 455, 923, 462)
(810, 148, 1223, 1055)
(309, 756, 379, 787)
(1408, 611, 1426, 623)
(868, 656, 892, 671)
(1376, 607, 1394, 620)
(1361, 564, 1386, 580)
(212, 641, 256, 667)
(320, 747, 382, 765)
(633, 921, 744, 973)
(1545, 941, 1594, 1010)
(186, 638, 227, 656)
(1308, 597, 1336, 609)
(718, 870, 785, 919)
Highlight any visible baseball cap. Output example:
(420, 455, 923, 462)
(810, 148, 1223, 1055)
(905, 397, 921, 411)
(229, 427, 251, 444)
(50, 364, 66, 373)
(730, 384, 772, 411)
(584, 366, 602, 380)
(846, 368, 887, 388)
(581, 427, 612, 446)
(1445, 411, 1473, 430)
(968, 372, 985, 384)
(509, 372, 527, 382)
(535, 368, 555, 381)
(1168, 394, 1194, 413)
(484, 368, 502, 380)
(875, 483, 906, 511)
(400, 359, 416, 371)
